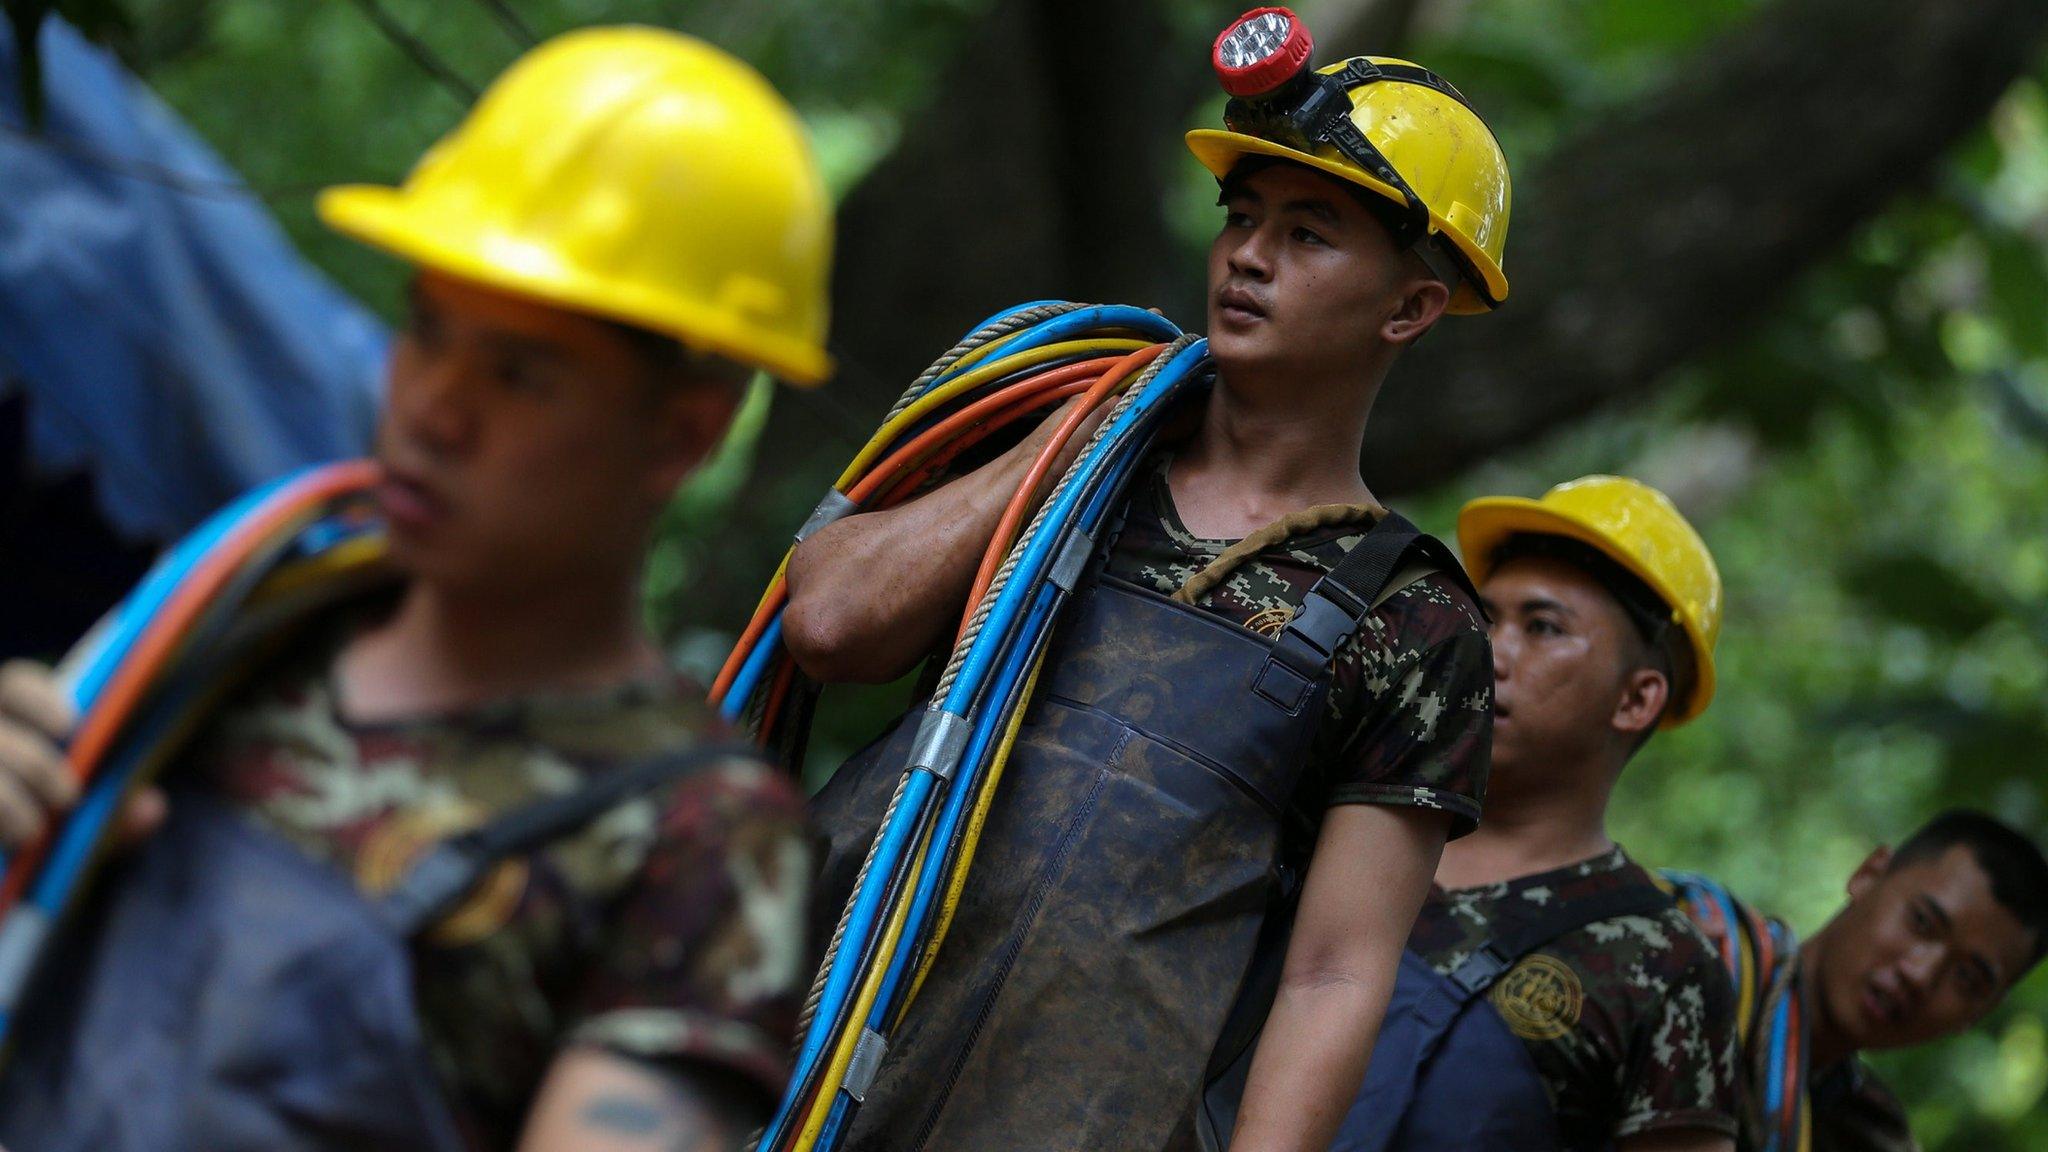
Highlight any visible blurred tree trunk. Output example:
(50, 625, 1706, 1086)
(710, 0, 2048, 621)
(712, 0, 1233, 623)
(1366, 0, 2048, 491)
(809, 0, 1215, 416)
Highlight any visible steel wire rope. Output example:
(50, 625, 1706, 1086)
(886, 303, 1079, 422)
(765, 324, 1136, 1143)
(769, 340, 1207, 1152)
(712, 350, 1130, 709)
(792, 344, 1206, 1152)
(748, 315, 1198, 1152)
(771, 345, 1124, 1000)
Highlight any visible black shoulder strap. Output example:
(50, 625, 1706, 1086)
(377, 739, 762, 938)
(1252, 511, 1478, 714)
(1442, 883, 1675, 1002)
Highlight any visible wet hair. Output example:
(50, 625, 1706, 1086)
(604, 319, 754, 397)
(1891, 810, 2048, 967)
(1217, 155, 1467, 297)
(1219, 155, 1410, 238)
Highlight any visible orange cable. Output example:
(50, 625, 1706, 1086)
(0, 460, 380, 911)
(710, 360, 1114, 707)
(958, 344, 1164, 636)
(876, 379, 1094, 507)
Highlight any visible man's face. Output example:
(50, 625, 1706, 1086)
(1478, 556, 1653, 784)
(375, 271, 736, 593)
(1205, 163, 1422, 377)
(1813, 844, 2038, 1054)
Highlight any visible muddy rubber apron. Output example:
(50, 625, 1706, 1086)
(812, 513, 1456, 1152)
(0, 747, 750, 1152)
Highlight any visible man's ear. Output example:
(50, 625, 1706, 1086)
(644, 377, 746, 501)
(1381, 276, 1450, 347)
(1847, 845, 1893, 902)
(1610, 665, 1669, 740)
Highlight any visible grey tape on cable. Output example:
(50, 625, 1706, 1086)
(843, 1028, 890, 1103)
(1048, 526, 1096, 593)
(908, 708, 972, 781)
(795, 490, 860, 544)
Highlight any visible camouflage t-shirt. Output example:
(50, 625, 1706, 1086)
(1409, 846, 1744, 1149)
(186, 608, 814, 1150)
(1099, 455, 1489, 837)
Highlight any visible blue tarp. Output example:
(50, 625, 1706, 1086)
(0, 17, 387, 544)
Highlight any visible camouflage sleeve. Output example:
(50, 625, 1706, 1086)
(565, 756, 816, 1103)
(1614, 923, 1745, 1141)
(1322, 574, 1492, 838)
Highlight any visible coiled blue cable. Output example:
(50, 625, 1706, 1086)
(0, 467, 337, 889)
(67, 469, 317, 709)
(926, 306, 1181, 393)
(0, 481, 373, 1043)
(960, 300, 1067, 339)
(777, 341, 1209, 1150)
(759, 332, 1207, 1152)
(813, 352, 1201, 1146)
(719, 616, 784, 725)
(937, 342, 1207, 717)
(730, 312, 1188, 730)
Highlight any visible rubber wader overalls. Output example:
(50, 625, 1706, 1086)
(1200, 881, 1673, 1151)
(0, 574, 749, 1152)
(812, 511, 1472, 1152)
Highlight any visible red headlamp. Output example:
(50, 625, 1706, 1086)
(1211, 7, 1315, 98)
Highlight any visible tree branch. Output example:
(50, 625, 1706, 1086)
(1362, 0, 2048, 492)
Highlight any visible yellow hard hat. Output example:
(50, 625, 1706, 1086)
(1187, 56, 1510, 315)
(1458, 476, 1723, 726)
(319, 26, 833, 386)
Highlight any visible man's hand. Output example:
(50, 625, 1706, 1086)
(516, 1045, 762, 1152)
(0, 660, 164, 849)
(784, 391, 1113, 684)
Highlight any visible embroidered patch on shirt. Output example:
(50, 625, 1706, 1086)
(1493, 952, 1585, 1041)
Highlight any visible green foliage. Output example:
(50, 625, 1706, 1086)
(1465, 59, 2048, 1152)
(1301, 8, 2048, 1146)
(109, 0, 988, 320)
(53, 1, 2048, 1146)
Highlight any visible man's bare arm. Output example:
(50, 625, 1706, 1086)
(1229, 804, 1450, 1152)
(783, 397, 1104, 683)
(516, 1046, 761, 1152)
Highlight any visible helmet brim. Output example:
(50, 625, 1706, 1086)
(318, 184, 832, 387)
(1185, 128, 1508, 316)
(1457, 496, 1716, 725)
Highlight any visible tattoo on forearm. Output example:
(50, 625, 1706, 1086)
(576, 1086, 739, 1152)
(579, 1094, 672, 1137)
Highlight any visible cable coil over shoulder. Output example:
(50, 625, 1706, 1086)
(711, 302, 1210, 1152)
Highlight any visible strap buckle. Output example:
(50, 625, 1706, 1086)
(1448, 943, 1513, 998)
